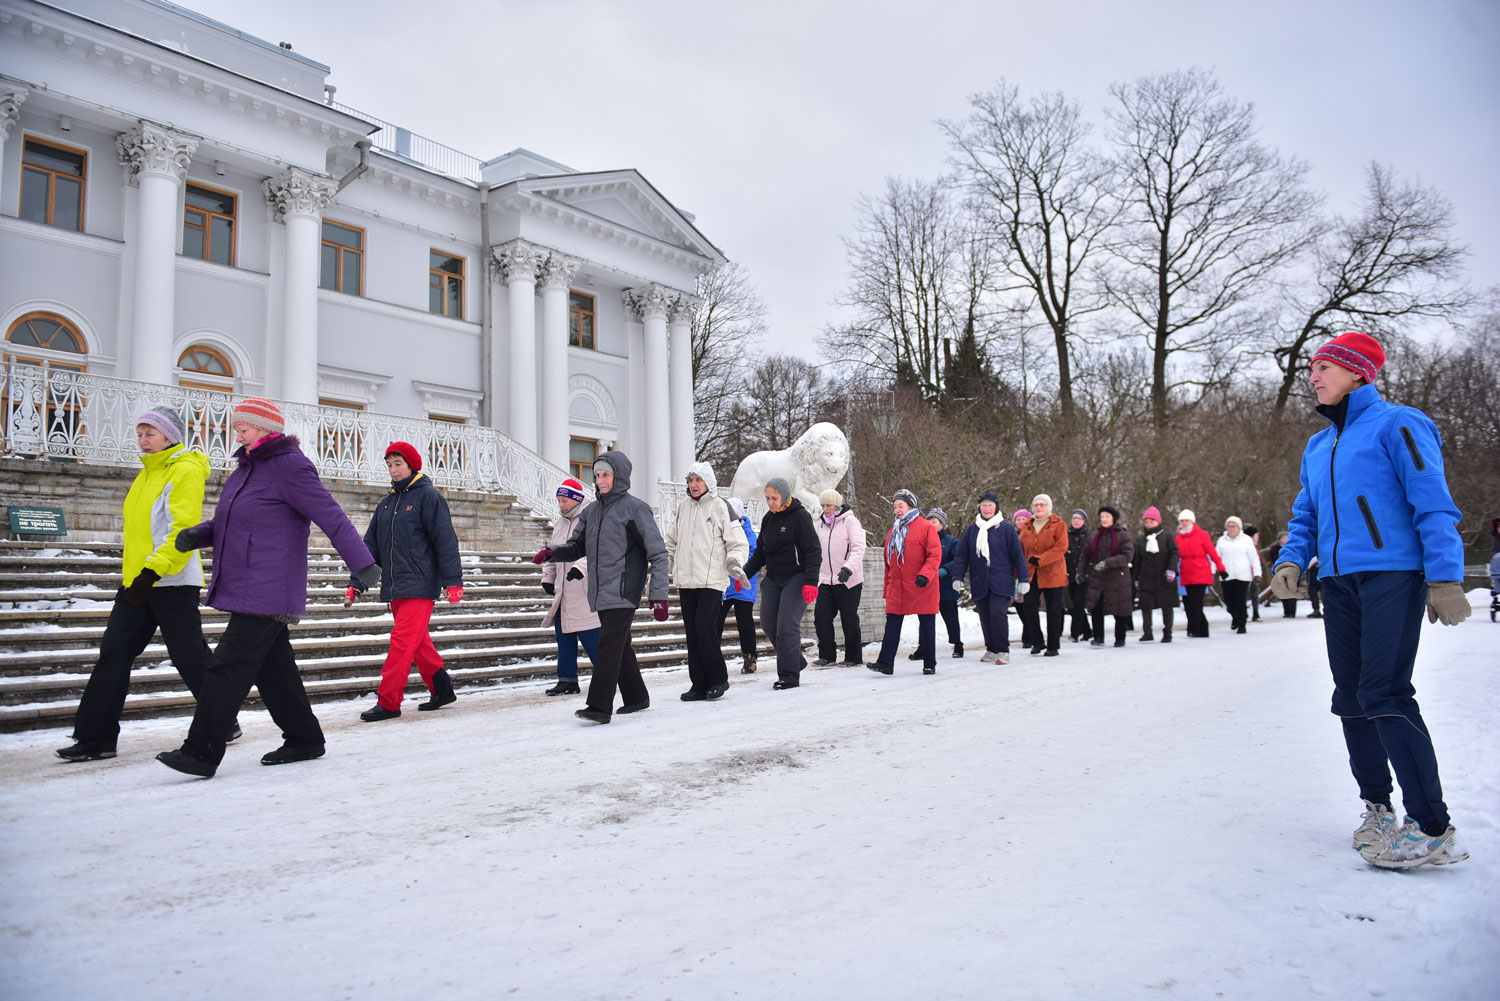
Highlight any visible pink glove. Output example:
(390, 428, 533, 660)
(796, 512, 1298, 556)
(651, 599, 669, 621)
(532, 548, 553, 564)
(344, 586, 360, 606)
(802, 585, 818, 604)
(446, 585, 463, 605)
(1164, 570, 1177, 583)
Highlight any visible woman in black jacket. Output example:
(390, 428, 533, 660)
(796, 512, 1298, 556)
(348, 442, 464, 720)
(1065, 509, 1093, 642)
(1132, 506, 1179, 643)
(742, 476, 821, 689)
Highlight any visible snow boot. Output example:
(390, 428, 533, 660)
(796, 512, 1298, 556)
(260, 743, 325, 766)
(952, 642, 964, 658)
(867, 660, 894, 676)
(545, 681, 581, 696)
(360, 705, 401, 722)
(1140, 631, 1154, 642)
(907, 649, 922, 661)
(418, 669, 457, 711)
(706, 683, 729, 700)
(56, 741, 116, 762)
(772, 679, 798, 690)
(741, 655, 758, 674)
(680, 689, 707, 702)
(156, 748, 215, 778)
(575, 707, 611, 724)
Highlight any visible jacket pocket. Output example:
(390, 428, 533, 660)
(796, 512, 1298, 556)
(1398, 426, 1426, 471)
(1355, 495, 1384, 550)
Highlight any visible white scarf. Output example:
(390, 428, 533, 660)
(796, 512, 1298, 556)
(1146, 529, 1159, 554)
(974, 510, 1006, 563)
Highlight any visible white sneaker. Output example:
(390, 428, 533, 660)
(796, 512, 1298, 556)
(1363, 818, 1469, 869)
(977, 651, 995, 663)
(994, 651, 1010, 665)
(1352, 800, 1398, 853)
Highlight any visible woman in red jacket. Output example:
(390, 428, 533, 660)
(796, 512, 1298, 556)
(868, 489, 942, 676)
(1175, 508, 1227, 638)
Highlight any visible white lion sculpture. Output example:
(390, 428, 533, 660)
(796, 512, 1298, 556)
(729, 422, 851, 511)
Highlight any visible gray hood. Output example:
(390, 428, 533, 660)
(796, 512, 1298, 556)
(594, 449, 633, 497)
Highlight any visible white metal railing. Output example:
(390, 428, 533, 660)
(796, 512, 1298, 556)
(332, 101, 484, 183)
(0, 360, 566, 517)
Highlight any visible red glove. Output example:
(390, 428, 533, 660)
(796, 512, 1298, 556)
(446, 585, 463, 605)
(802, 585, 818, 603)
(732, 579, 742, 592)
(344, 586, 360, 606)
(651, 599, 669, 621)
(532, 548, 553, 565)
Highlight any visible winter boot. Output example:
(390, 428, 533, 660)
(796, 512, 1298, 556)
(907, 649, 922, 661)
(952, 642, 964, 658)
(741, 655, 758, 675)
(922, 664, 936, 675)
(706, 683, 729, 700)
(575, 707, 611, 724)
(156, 748, 215, 778)
(260, 743, 325, 766)
(418, 669, 458, 711)
(1140, 631, 1154, 642)
(360, 705, 401, 722)
(867, 660, 894, 675)
(546, 680, 581, 696)
(55, 741, 117, 762)
(680, 688, 708, 702)
(617, 697, 650, 714)
(813, 657, 836, 666)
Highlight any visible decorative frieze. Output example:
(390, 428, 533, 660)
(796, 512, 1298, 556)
(493, 239, 548, 284)
(262, 167, 338, 222)
(622, 284, 675, 322)
(115, 121, 199, 185)
(667, 293, 699, 325)
(537, 251, 582, 291)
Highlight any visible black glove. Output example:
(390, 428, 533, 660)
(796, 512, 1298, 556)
(173, 527, 200, 552)
(354, 562, 381, 591)
(541, 581, 555, 596)
(837, 567, 852, 584)
(1093, 560, 1107, 572)
(915, 575, 929, 588)
(124, 568, 160, 605)
(1028, 556, 1040, 567)
(566, 567, 583, 581)
(1217, 571, 1229, 582)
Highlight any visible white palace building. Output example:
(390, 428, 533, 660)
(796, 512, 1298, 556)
(0, 0, 725, 514)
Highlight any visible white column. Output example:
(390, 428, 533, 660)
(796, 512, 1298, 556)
(264, 168, 337, 404)
(117, 122, 199, 386)
(667, 294, 697, 480)
(0, 85, 27, 209)
(625, 285, 673, 507)
(537, 251, 580, 470)
(495, 240, 547, 449)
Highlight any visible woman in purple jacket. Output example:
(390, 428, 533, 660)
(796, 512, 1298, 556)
(157, 398, 378, 778)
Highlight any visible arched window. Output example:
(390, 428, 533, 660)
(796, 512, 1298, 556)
(177, 345, 234, 389)
(5, 312, 86, 368)
(4, 312, 88, 456)
(175, 345, 237, 455)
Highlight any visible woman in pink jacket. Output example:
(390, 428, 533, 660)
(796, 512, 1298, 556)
(812, 488, 866, 667)
(539, 478, 599, 696)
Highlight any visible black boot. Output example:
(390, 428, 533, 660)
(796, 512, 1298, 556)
(545, 680, 581, 696)
(867, 660, 894, 675)
(56, 741, 117, 762)
(360, 705, 401, 721)
(575, 707, 611, 724)
(261, 743, 325, 765)
(741, 655, 757, 674)
(418, 669, 458, 711)
(1140, 631, 1154, 642)
(922, 664, 936, 675)
(680, 688, 707, 702)
(706, 683, 729, 700)
(617, 697, 650, 714)
(952, 642, 964, 658)
(156, 748, 215, 777)
(907, 649, 922, 661)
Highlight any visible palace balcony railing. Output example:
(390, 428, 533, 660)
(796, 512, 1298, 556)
(0, 360, 566, 518)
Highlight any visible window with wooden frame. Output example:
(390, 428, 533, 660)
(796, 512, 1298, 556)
(428, 250, 465, 319)
(183, 183, 237, 266)
(569, 436, 598, 483)
(568, 292, 595, 349)
(175, 346, 235, 450)
(3, 313, 88, 455)
(19, 137, 86, 232)
(426, 413, 468, 471)
(319, 221, 364, 295)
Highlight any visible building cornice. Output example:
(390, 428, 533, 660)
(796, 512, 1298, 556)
(316, 287, 481, 335)
(0, 214, 125, 257)
(174, 255, 270, 288)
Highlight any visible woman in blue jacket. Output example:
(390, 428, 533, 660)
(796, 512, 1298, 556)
(949, 491, 1028, 664)
(1273, 332, 1470, 870)
(720, 497, 761, 674)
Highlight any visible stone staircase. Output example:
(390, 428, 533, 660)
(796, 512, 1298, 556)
(0, 540, 768, 733)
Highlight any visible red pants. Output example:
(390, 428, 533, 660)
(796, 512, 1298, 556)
(377, 598, 445, 710)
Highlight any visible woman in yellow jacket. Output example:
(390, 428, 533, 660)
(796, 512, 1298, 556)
(56, 407, 235, 761)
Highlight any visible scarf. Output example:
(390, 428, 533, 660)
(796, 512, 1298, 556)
(973, 510, 1006, 563)
(1145, 528, 1159, 554)
(887, 509, 920, 564)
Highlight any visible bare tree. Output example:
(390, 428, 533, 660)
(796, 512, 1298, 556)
(691, 261, 767, 467)
(732, 354, 833, 455)
(942, 82, 1120, 423)
(1268, 162, 1470, 410)
(1104, 67, 1319, 426)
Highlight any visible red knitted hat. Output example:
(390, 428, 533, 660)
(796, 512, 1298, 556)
(384, 441, 422, 471)
(556, 477, 586, 502)
(231, 397, 284, 435)
(1311, 332, 1384, 383)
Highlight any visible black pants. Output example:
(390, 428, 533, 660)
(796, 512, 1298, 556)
(814, 582, 864, 662)
(73, 586, 214, 744)
(184, 613, 322, 765)
(1250, 582, 1261, 620)
(1280, 598, 1298, 618)
(976, 593, 1012, 654)
(1067, 579, 1092, 640)
(1021, 586, 1065, 653)
(587, 606, 649, 713)
(1090, 607, 1129, 644)
(1140, 602, 1175, 637)
(1223, 579, 1250, 631)
(679, 587, 728, 692)
(937, 599, 961, 646)
(719, 599, 758, 659)
(1183, 584, 1210, 636)
(878, 612, 935, 668)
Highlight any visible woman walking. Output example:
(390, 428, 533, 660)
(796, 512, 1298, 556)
(1216, 516, 1259, 634)
(948, 491, 1028, 664)
(1085, 506, 1135, 648)
(1271, 331, 1469, 868)
(666, 462, 750, 702)
(1133, 506, 1179, 643)
(914, 507, 962, 660)
(1065, 509, 1093, 643)
(539, 477, 599, 697)
(742, 477, 820, 689)
(1019, 494, 1069, 657)
(157, 398, 378, 777)
(868, 490, 941, 675)
(349, 442, 463, 721)
(813, 489, 866, 667)
(1175, 510, 1226, 637)
(57, 407, 237, 762)
(720, 498, 761, 674)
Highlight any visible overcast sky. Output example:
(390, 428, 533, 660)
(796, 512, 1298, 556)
(192, 0, 1499, 357)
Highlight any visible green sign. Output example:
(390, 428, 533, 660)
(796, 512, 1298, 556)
(8, 506, 67, 536)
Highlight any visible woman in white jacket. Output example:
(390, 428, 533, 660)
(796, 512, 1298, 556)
(666, 462, 750, 702)
(540, 478, 600, 696)
(1215, 515, 1259, 635)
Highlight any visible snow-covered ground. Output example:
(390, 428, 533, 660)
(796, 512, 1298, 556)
(2, 598, 1496, 1000)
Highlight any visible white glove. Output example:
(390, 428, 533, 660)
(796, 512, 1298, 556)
(1015, 580, 1030, 596)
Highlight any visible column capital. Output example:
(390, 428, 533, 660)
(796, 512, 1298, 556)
(537, 251, 582, 291)
(493, 239, 549, 284)
(622, 284, 674, 322)
(667, 293, 700, 325)
(0, 84, 28, 140)
(262, 167, 337, 223)
(116, 121, 199, 186)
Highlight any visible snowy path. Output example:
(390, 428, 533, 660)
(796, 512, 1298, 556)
(2, 602, 1496, 1000)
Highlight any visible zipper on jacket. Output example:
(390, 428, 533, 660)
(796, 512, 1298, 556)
(1399, 426, 1426, 471)
(385, 482, 402, 593)
(1355, 495, 1384, 549)
(1329, 430, 1342, 576)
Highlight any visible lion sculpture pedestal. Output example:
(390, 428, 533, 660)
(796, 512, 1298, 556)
(728, 422, 851, 510)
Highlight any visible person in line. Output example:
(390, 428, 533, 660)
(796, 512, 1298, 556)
(1272, 330, 1469, 868)
(1267, 530, 1299, 618)
(535, 451, 668, 724)
(813, 489, 866, 668)
(157, 398, 379, 777)
(910, 507, 961, 660)
(1175, 509, 1226, 637)
(949, 492, 1028, 664)
(1010, 508, 1042, 651)
(1245, 523, 1265, 622)
(741, 477, 820, 689)
(868, 490, 942, 675)
(1132, 506, 1179, 643)
(1085, 506, 1135, 648)
(666, 462, 750, 702)
(57, 407, 239, 761)
(1216, 516, 1259, 635)
(720, 498, 761, 674)
(349, 442, 463, 721)
(1065, 509, 1094, 643)
(1019, 493, 1069, 657)
(538, 478, 600, 697)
